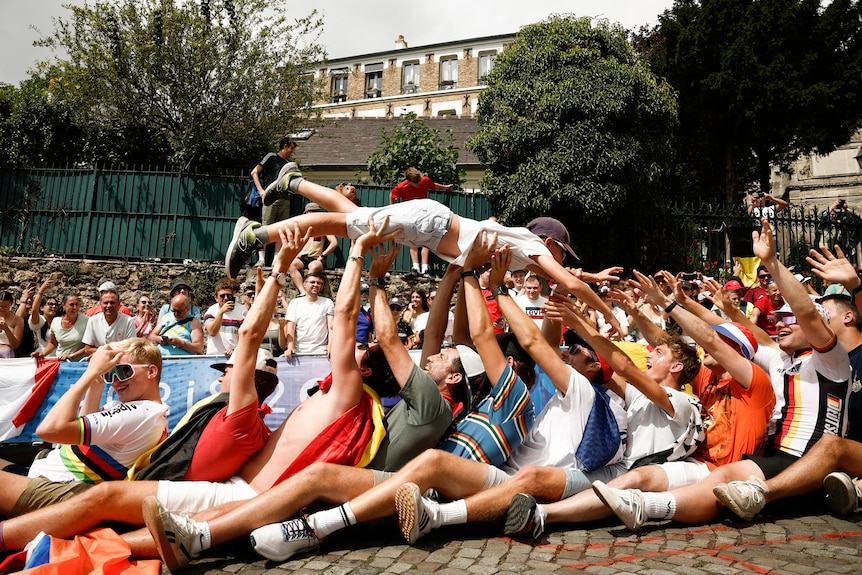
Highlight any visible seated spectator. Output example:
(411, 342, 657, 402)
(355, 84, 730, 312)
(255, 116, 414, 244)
(81, 287, 137, 355)
(28, 278, 59, 357)
(0, 339, 169, 517)
(85, 281, 132, 317)
(134, 294, 157, 338)
(282, 272, 334, 360)
(158, 278, 202, 322)
(287, 203, 339, 294)
(204, 278, 248, 357)
(0, 290, 25, 358)
(151, 293, 205, 356)
(37, 293, 88, 361)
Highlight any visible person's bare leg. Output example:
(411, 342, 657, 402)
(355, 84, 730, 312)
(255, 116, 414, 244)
(258, 213, 348, 245)
(765, 434, 862, 501)
(1, 481, 159, 550)
(409, 247, 421, 270)
(666, 460, 762, 523)
(0, 470, 34, 516)
(349, 450, 491, 522)
(288, 257, 307, 293)
(204, 463, 376, 548)
(293, 179, 360, 214)
(543, 465, 669, 525)
(465, 466, 566, 522)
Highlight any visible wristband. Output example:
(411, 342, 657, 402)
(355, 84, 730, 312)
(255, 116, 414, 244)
(370, 277, 386, 289)
(664, 300, 678, 314)
(348, 255, 364, 264)
(460, 269, 479, 279)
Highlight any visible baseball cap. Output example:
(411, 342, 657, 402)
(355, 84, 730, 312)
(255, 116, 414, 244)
(211, 348, 278, 375)
(454, 345, 485, 379)
(169, 278, 191, 295)
(305, 202, 322, 212)
(527, 217, 579, 262)
(711, 322, 758, 360)
(724, 279, 744, 291)
(388, 297, 404, 310)
(98, 281, 117, 293)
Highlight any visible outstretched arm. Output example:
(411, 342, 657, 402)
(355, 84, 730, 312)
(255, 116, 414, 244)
(462, 232, 507, 384)
(807, 245, 862, 312)
(756, 218, 834, 349)
(420, 264, 462, 364)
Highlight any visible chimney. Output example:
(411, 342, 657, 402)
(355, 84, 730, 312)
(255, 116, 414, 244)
(395, 35, 408, 50)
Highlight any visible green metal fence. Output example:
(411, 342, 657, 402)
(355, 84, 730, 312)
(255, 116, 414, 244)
(0, 167, 493, 274)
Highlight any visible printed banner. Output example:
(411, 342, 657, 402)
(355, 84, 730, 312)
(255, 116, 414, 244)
(1, 355, 333, 444)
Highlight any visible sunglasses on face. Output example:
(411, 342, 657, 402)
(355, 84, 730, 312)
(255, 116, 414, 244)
(102, 363, 150, 384)
(139, 301, 151, 306)
(567, 344, 597, 363)
(759, 274, 772, 280)
(777, 314, 798, 326)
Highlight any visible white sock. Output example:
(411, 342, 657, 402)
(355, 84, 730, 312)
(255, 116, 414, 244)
(308, 503, 356, 538)
(421, 264, 429, 274)
(642, 492, 677, 520)
(191, 521, 212, 555)
(257, 250, 266, 266)
(412, 264, 421, 273)
(436, 499, 468, 526)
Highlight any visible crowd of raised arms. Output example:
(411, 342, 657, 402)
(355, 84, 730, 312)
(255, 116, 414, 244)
(0, 167, 860, 575)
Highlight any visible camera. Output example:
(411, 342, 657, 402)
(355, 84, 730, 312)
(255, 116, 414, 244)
(161, 335, 168, 343)
(682, 272, 697, 281)
(272, 313, 284, 320)
(753, 192, 765, 199)
(226, 294, 235, 303)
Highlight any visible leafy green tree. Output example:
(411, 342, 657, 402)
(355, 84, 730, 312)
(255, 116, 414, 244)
(34, 0, 324, 171)
(367, 112, 463, 187)
(645, 0, 862, 206)
(467, 16, 678, 229)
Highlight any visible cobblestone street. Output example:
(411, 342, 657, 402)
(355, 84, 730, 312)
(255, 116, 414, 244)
(187, 501, 862, 574)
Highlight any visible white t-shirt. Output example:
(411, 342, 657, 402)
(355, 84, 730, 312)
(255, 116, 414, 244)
(203, 302, 248, 355)
(81, 314, 137, 348)
(502, 366, 597, 472)
(621, 385, 704, 468)
(29, 399, 169, 483)
(285, 295, 335, 355)
(513, 294, 547, 329)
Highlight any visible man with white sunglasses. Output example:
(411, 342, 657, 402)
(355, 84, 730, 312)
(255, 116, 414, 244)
(0, 338, 168, 517)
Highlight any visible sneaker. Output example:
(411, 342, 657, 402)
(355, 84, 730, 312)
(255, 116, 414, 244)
(504, 493, 546, 538)
(250, 516, 320, 562)
(225, 216, 261, 280)
(395, 482, 439, 544)
(712, 475, 768, 521)
(262, 162, 301, 206)
(142, 496, 200, 573)
(823, 471, 861, 516)
(591, 481, 647, 531)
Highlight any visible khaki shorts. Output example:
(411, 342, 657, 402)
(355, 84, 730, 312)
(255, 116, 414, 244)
(262, 197, 292, 226)
(12, 477, 93, 516)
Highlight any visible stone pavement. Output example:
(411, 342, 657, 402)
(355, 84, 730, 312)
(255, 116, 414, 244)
(183, 499, 862, 575)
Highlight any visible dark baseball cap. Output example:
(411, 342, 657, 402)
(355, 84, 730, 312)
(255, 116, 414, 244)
(527, 217, 579, 262)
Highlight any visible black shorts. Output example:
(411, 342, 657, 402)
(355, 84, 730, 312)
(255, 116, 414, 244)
(299, 254, 325, 269)
(743, 450, 800, 480)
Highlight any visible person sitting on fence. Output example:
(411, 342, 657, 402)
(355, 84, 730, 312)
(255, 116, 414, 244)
(150, 293, 205, 356)
(288, 203, 339, 295)
(223, 168, 625, 338)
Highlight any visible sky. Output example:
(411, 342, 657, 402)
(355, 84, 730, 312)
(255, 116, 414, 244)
(1, 0, 674, 86)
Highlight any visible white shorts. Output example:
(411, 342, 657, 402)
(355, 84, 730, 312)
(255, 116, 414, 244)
(656, 458, 711, 489)
(346, 200, 452, 253)
(156, 476, 259, 514)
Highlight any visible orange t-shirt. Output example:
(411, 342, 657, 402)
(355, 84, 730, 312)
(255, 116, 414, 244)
(692, 364, 775, 469)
